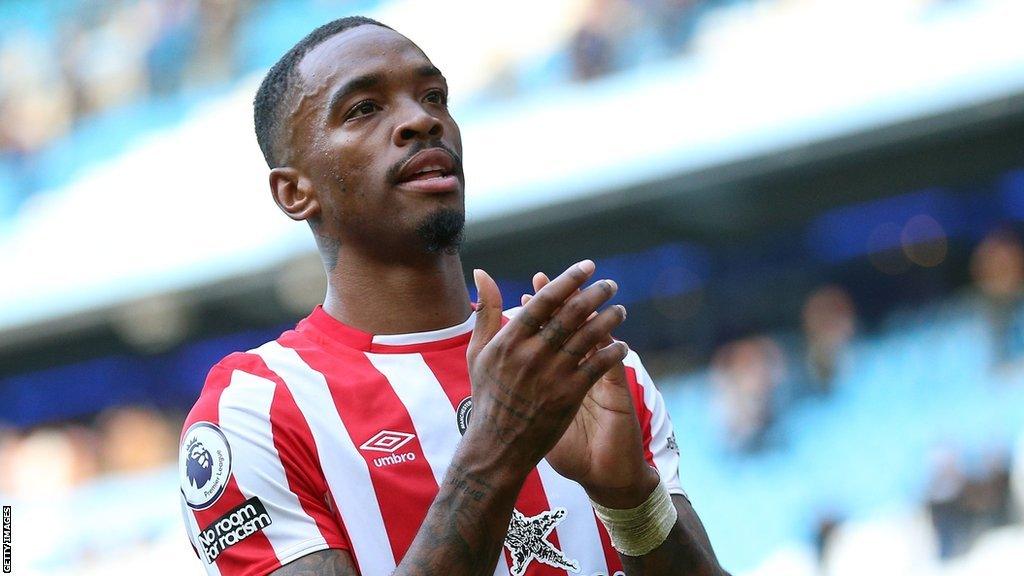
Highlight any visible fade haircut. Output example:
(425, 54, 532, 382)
(254, 16, 391, 168)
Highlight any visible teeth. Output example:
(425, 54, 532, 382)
(416, 164, 444, 174)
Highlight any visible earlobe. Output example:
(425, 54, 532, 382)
(269, 167, 321, 222)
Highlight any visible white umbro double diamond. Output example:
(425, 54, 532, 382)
(360, 430, 415, 453)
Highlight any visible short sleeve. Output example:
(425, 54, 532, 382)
(179, 356, 348, 576)
(623, 350, 685, 497)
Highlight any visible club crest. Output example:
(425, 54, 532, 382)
(456, 396, 473, 435)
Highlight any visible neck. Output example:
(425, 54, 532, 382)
(321, 247, 473, 335)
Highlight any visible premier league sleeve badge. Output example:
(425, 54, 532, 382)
(180, 421, 233, 510)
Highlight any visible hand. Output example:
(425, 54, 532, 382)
(522, 273, 660, 509)
(465, 261, 629, 478)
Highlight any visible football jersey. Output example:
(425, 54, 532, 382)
(178, 305, 683, 576)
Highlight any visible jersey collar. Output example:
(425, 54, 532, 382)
(298, 305, 477, 353)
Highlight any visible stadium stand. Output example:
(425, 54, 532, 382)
(2, 0, 1023, 574)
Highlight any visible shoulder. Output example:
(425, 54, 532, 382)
(182, 342, 294, 440)
(179, 350, 288, 509)
(188, 352, 272, 417)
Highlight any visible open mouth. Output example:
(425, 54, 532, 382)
(405, 164, 452, 181)
(396, 148, 460, 193)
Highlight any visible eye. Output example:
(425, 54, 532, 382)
(346, 100, 380, 120)
(424, 88, 448, 106)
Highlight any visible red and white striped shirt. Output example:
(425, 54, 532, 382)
(178, 305, 683, 576)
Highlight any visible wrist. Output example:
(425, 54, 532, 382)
(456, 428, 533, 488)
(590, 477, 678, 557)
(583, 465, 661, 509)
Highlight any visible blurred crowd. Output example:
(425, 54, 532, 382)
(710, 227, 1024, 455)
(0, 0, 246, 204)
(564, 0, 718, 82)
(706, 227, 1024, 570)
(924, 444, 1014, 560)
(0, 406, 181, 499)
(0, 0, 979, 213)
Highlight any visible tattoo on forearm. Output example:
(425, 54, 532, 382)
(446, 463, 492, 503)
(398, 461, 518, 576)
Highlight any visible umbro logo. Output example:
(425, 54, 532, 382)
(360, 430, 415, 453)
(360, 430, 417, 468)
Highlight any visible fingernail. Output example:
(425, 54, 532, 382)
(578, 259, 595, 274)
(618, 304, 627, 318)
(604, 279, 618, 292)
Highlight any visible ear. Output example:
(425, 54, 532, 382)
(269, 167, 321, 222)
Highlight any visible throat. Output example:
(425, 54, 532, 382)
(323, 252, 473, 336)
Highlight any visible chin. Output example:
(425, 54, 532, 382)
(417, 207, 465, 254)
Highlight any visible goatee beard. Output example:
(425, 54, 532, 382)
(417, 208, 465, 254)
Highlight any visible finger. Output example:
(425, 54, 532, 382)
(556, 304, 627, 361)
(537, 279, 618, 350)
(532, 272, 551, 293)
(520, 272, 565, 311)
(467, 269, 503, 367)
(575, 340, 630, 388)
(594, 333, 629, 386)
(515, 260, 595, 335)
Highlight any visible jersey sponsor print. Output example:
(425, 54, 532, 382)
(179, 306, 683, 576)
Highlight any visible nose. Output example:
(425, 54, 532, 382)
(393, 101, 443, 146)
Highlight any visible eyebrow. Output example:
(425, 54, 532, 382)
(417, 65, 444, 80)
(327, 73, 384, 118)
(326, 65, 446, 118)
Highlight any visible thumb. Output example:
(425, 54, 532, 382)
(468, 268, 503, 365)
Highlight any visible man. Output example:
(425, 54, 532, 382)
(178, 15, 727, 576)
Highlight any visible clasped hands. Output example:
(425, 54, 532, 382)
(466, 260, 660, 509)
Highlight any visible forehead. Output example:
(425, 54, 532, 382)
(297, 25, 432, 92)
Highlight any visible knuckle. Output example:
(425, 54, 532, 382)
(516, 309, 542, 329)
(564, 296, 590, 317)
(559, 345, 586, 358)
(580, 362, 602, 381)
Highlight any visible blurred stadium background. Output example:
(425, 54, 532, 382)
(2, 0, 1023, 574)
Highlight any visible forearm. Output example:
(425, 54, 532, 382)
(396, 436, 526, 576)
(617, 496, 728, 576)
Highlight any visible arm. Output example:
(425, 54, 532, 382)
(524, 272, 728, 576)
(271, 261, 628, 576)
(615, 495, 729, 576)
(272, 550, 357, 576)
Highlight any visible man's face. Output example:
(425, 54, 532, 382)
(290, 25, 465, 255)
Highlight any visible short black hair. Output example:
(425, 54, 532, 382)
(253, 16, 391, 168)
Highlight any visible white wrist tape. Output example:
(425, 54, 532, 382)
(590, 479, 677, 556)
